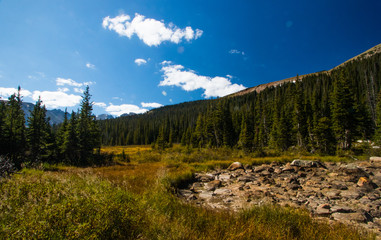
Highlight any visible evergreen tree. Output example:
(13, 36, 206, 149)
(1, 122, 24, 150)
(56, 110, 69, 157)
(331, 71, 359, 150)
(0, 101, 6, 156)
(374, 89, 381, 143)
(77, 86, 101, 164)
(26, 97, 51, 163)
(63, 111, 80, 164)
(238, 112, 253, 152)
(4, 87, 26, 168)
(156, 125, 167, 150)
(315, 117, 335, 154)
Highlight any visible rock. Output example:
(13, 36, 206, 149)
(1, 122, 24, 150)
(214, 188, 232, 195)
(219, 174, 231, 181)
(340, 189, 364, 199)
(330, 205, 353, 213)
(237, 175, 255, 182)
(331, 212, 368, 223)
(357, 177, 371, 187)
(205, 180, 221, 191)
(316, 204, 331, 216)
(291, 159, 325, 168)
(198, 173, 215, 182)
(253, 165, 268, 172)
(340, 164, 369, 178)
(228, 162, 244, 171)
(324, 190, 341, 200)
(199, 191, 214, 200)
(370, 156, 381, 162)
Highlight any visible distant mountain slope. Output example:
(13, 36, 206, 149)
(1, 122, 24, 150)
(99, 43, 381, 147)
(228, 43, 381, 98)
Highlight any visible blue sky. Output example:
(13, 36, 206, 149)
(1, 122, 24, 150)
(0, 0, 380, 116)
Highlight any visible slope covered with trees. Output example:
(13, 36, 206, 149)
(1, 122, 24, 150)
(99, 47, 381, 155)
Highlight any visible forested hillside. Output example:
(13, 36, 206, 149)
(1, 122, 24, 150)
(99, 47, 381, 154)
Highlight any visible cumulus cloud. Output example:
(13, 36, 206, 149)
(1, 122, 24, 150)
(162, 90, 167, 96)
(229, 49, 245, 55)
(105, 103, 148, 116)
(94, 102, 107, 108)
(141, 102, 163, 108)
(0, 87, 32, 99)
(56, 78, 94, 87)
(32, 91, 82, 109)
(159, 62, 246, 98)
(86, 62, 96, 69)
(135, 58, 147, 66)
(102, 13, 203, 46)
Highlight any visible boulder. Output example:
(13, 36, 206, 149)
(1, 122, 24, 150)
(228, 162, 244, 171)
(205, 180, 221, 191)
(370, 156, 381, 162)
(316, 204, 331, 216)
(291, 159, 325, 168)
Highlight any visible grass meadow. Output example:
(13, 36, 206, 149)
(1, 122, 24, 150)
(0, 145, 375, 239)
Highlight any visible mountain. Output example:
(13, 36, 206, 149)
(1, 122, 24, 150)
(229, 43, 381, 98)
(99, 43, 381, 150)
(96, 114, 114, 120)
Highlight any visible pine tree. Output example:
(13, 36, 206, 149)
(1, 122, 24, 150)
(331, 71, 359, 150)
(315, 117, 335, 154)
(4, 87, 26, 168)
(0, 101, 6, 156)
(374, 89, 381, 143)
(56, 109, 69, 157)
(63, 111, 80, 164)
(156, 125, 167, 150)
(26, 97, 51, 163)
(238, 112, 253, 152)
(77, 86, 101, 164)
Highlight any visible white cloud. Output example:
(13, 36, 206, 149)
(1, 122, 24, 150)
(229, 49, 245, 55)
(74, 88, 84, 93)
(105, 103, 148, 116)
(0, 87, 32, 99)
(135, 58, 147, 66)
(58, 87, 70, 92)
(32, 91, 82, 109)
(86, 62, 96, 69)
(162, 90, 167, 96)
(141, 102, 163, 108)
(94, 102, 107, 108)
(102, 13, 203, 46)
(159, 62, 246, 98)
(56, 78, 95, 87)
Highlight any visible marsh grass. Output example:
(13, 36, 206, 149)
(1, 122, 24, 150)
(0, 146, 375, 239)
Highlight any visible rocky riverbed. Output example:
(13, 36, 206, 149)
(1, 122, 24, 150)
(178, 157, 381, 236)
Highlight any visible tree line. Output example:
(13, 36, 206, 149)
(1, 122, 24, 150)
(0, 86, 100, 172)
(99, 51, 381, 155)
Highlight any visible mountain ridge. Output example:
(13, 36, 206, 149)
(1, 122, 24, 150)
(228, 43, 381, 98)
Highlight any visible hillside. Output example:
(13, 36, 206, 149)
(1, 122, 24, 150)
(229, 43, 381, 98)
(99, 44, 381, 153)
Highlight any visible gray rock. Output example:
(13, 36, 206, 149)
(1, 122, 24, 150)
(291, 159, 325, 168)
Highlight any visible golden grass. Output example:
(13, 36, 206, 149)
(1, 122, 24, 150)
(0, 146, 375, 239)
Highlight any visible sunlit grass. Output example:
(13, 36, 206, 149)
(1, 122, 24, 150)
(0, 146, 375, 239)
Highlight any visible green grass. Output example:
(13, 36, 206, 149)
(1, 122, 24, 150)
(0, 146, 376, 239)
